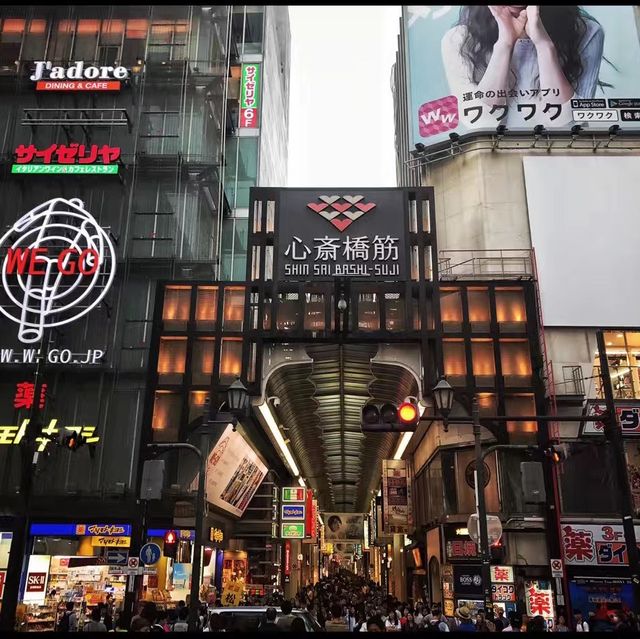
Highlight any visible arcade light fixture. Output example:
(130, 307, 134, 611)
(257, 400, 301, 477)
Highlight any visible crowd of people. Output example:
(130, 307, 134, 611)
(57, 569, 640, 632)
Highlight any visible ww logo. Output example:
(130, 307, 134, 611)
(418, 95, 459, 137)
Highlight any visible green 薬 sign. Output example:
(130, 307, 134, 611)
(12, 164, 119, 175)
(281, 523, 305, 539)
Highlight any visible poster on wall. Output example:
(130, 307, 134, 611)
(322, 513, 365, 542)
(23, 554, 50, 603)
(405, 6, 640, 148)
(200, 425, 268, 518)
(382, 459, 414, 534)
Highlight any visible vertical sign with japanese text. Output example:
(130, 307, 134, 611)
(240, 63, 261, 128)
(275, 189, 408, 281)
(382, 459, 413, 534)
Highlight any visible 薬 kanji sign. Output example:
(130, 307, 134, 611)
(561, 521, 640, 566)
(525, 580, 554, 622)
(276, 189, 408, 281)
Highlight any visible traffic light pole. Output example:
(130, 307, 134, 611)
(596, 330, 640, 610)
(145, 443, 205, 632)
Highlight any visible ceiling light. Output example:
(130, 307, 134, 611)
(298, 477, 306, 488)
(393, 432, 413, 460)
(257, 402, 300, 476)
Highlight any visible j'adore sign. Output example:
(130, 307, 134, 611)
(31, 61, 129, 91)
(0, 198, 116, 345)
(275, 189, 408, 281)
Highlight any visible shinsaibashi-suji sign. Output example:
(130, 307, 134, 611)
(30, 60, 129, 91)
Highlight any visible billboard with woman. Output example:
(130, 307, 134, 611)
(405, 5, 640, 145)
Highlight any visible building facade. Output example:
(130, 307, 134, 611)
(0, 5, 291, 630)
(394, 4, 640, 620)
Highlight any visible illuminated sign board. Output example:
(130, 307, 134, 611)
(240, 63, 260, 128)
(0, 198, 116, 344)
(12, 144, 121, 175)
(30, 523, 132, 536)
(0, 420, 99, 452)
(282, 487, 305, 502)
(30, 61, 129, 91)
(281, 504, 305, 520)
(281, 523, 305, 539)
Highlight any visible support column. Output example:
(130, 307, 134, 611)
(391, 533, 406, 601)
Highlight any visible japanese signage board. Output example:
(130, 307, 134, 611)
(583, 402, 640, 436)
(284, 540, 291, 577)
(275, 189, 407, 281)
(222, 579, 245, 606)
(12, 144, 121, 175)
(490, 565, 514, 583)
(240, 63, 261, 128)
(197, 424, 268, 518)
(304, 491, 318, 542)
(561, 521, 640, 566)
(0, 197, 116, 346)
(525, 580, 555, 624)
(210, 527, 224, 544)
(91, 536, 131, 548)
(444, 525, 479, 561)
(0, 570, 5, 599)
(322, 513, 365, 542)
(31, 61, 129, 91)
(492, 583, 516, 603)
(281, 523, 305, 539)
(282, 487, 305, 502)
(382, 459, 414, 534)
(404, 6, 640, 148)
(282, 504, 305, 520)
(569, 576, 634, 616)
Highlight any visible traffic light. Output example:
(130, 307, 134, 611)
(490, 538, 506, 564)
(163, 530, 177, 559)
(361, 400, 420, 432)
(63, 430, 85, 451)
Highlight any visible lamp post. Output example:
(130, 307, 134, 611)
(432, 378, 492, 611)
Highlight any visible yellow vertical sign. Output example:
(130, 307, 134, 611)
(222, 580, 244, 607)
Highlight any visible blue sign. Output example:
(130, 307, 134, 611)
(140, 542, 162, 566)
(281, 504, 305, 520)
(29, 523, 132, 537)
(107, 550, 129, 566)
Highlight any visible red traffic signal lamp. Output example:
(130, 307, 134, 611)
(544, 442, 570, 463)
(361, 401, 420, 432)
(163, 530, 177, 559)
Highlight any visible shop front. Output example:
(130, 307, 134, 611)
(0, 527, 13, 616)
(17, 522, 132, 632)
(561, 519, 640, 616)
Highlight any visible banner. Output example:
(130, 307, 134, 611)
(199, 425, 267, 517)
(405, 6, 640, 147)
(561, 521, 640, 566)
(322, 513, 365, 542)
(240, 63, 261, 128)
(382, 459, 413, 534)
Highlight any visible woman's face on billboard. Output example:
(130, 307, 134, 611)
(507, 5, 527, 17)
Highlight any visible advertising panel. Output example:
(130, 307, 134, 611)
(525, 580, 555, 624)
(322, 513, 365, 542)
(281, 523, 305, 539)
(405, 6, 640, 147)
(582, 402, 640, 436)
(276, 189, 407, 281)
(281, 504, 305, 520)
(12, 144, 121, 174)
(282, 487, 305, 502)
(201, 425, 268, 518)
(23, 554, 50, 603)
(453, 564, 483, 597)
(240, 63, 261, 128)
(561, 521, 640, 566)
(569, 576, 634, 616)
(382, 459, 414, 534)
(524, 156, 640, 327)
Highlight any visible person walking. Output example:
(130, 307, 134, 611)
(83, 607, 107, 632)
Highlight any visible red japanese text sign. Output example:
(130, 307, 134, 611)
(525, 580, 554, 621)
(14, 144, 121, 166)
(561, 521, 640, 566)
(14, 381, 47, 410)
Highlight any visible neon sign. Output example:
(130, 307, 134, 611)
(0, 198, 116, 344)
(240, 63, 260, 128)
(0, 419, 99, 452)
(30, 61, 129, 91)
(12, 144, 121, 175)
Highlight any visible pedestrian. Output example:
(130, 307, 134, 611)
(502, 612, 522, 632)
(83, 607, 108, 632)
(259, 607, 279, 632)
(494, 607, 506, 632)
(276, 600, 296, 631)
(403, 613, 418, 632)
(526, 615, 547, 633)
(554, 614, 569, 632)
(326, 603, 350, 632)
(367, 615, 386, 632)
(476, 609, 495, 632)
(573, 609, 589, 632)
(455, 606, 476, 632)
(291, 616, 307, 632)
(385, 611, 401, 632)
(171, 607, 189, 632)
(58, 601, 78, 632)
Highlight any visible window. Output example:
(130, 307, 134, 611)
(157, 337, 187, 383)
(189, 391, 208, 424)
(163, 286, 191, 329)
(467, 288, 490, 332)
(192, 338, 215, 385)
(220, 338, 242, 384)
(504, 394, 537, 443)
(443, 339, 466, 385)
(304, 292, 325, 332)
(500, 340, 532, 386)
(495, 288, 527, 332)
(595, 330, 640, 400)
(476, 393, 497, 416)
(358, 293, 380, 332)
(152, 391, 182, 441)
(0, 18, 24, 65)
(277, 293, 300, 332)
(224, 137, 259, 209)
(471, 339, 495, 386)
(223, 287, 245, 331)
(196, 286, 218, 329)
(384, 293, 405, 331)
(440, 289, 462, 331)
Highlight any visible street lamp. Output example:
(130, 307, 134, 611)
(226, 377, 249, 415)
(432, 377, 454, 431)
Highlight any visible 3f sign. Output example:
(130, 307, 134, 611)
(0, 198, 116, 344)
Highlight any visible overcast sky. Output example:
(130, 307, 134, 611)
(287, 6, 402, 188)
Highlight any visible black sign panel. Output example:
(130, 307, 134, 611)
(609, 99, 640, 109)
(453, 564, 484, 597)
(276, 189, 408, 281)
(571, 98, 606, 109)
